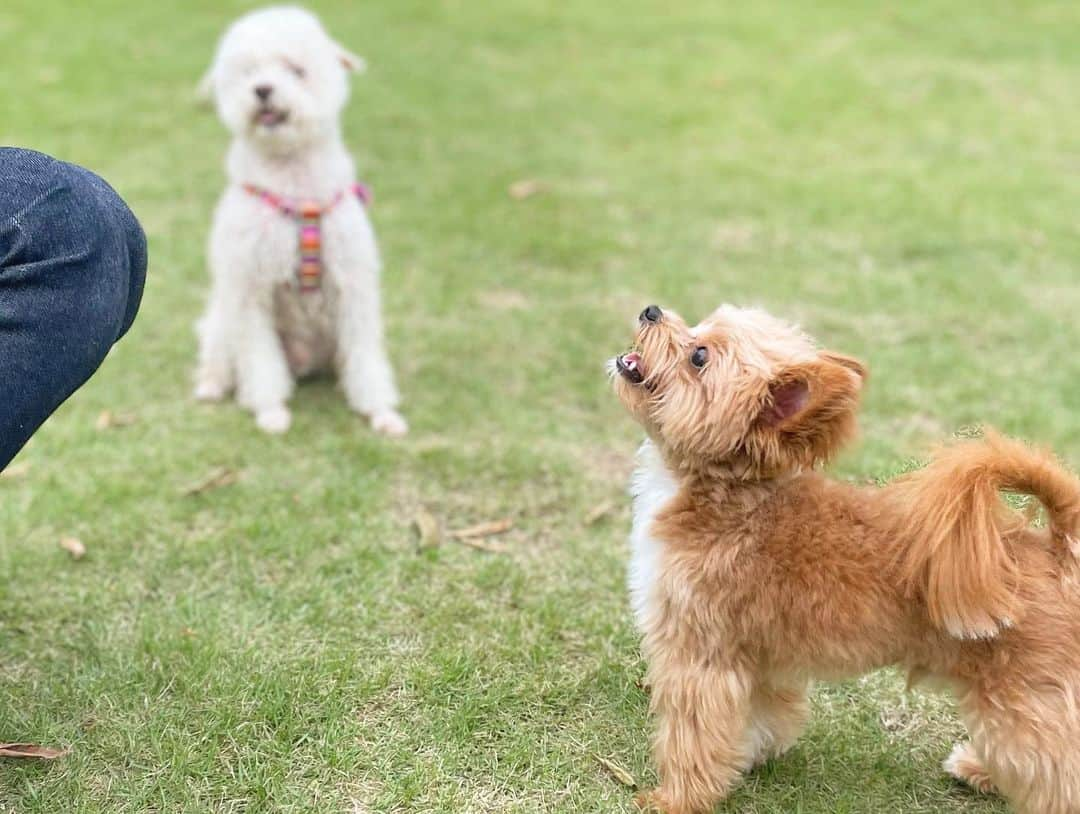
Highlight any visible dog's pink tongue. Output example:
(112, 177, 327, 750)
(623, 352, 642, 369)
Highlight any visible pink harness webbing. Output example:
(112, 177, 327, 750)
(243, 181, 372, 292)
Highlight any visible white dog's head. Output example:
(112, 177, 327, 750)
(199, 6, 365, 153)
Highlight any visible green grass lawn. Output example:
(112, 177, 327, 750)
(1, 0, 1078, 811)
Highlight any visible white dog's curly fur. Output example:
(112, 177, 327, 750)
(194, 5, 406, 436)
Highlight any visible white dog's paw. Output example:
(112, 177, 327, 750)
(256, 406, 292, 434)
(370, 409, 408, 437)
(194, 379, 229, 402)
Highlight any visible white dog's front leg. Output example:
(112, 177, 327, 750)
(233, 302, 295, 434)
(337, 289, 407, 437)
(194, 286, 235, 402)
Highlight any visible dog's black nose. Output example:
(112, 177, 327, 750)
(254, 84, 273, 101)
(640, 305, 662, 324)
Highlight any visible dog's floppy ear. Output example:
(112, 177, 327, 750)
(335, 42, 367, 73)
(196, 43, 220, 106)
(750, 351, 866, 471)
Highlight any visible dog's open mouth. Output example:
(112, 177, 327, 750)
(616, 352, 645, 384)
(254, 107, 289, 128)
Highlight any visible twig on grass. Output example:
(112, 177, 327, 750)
(594, 754, 637, 788)
(0, 743, 70, 760)
(584, 500, 615, 525)
(447, 518, 513, 553)
(180, 466, 240, 496)
(448, 519, 513, 540)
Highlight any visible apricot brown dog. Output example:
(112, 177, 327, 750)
(611, 304, 1080, 814)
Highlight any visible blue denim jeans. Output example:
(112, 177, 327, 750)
(0, 148, 146, 469)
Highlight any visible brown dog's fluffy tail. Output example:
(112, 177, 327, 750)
(893, 430, 1080, 639)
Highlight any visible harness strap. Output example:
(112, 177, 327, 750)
(242, 182, 372, 292)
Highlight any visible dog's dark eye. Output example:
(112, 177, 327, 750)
(287, 62, 306, 78)
(691, 347, 709, 368)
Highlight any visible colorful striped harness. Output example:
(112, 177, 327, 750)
(243, 181, 372, 293)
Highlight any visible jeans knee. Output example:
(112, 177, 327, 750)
(106, 187, 147, 338)
(27, 155, 147, 343)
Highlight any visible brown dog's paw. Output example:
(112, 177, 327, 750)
(633, 790, 663, 812)
(633, 789, 682, 813)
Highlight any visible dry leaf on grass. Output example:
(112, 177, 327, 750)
(508, 179, 543, 200)
(584, 500, 615, 525)
(181, 466, 240, 496)
(0, 743, 70, 760)
(413, 509, 441, 549)
(595, 755, 637, 788)
(447, 520, 513, 552)
(94, 410, 138, 431)
(0, 462, 31, 480)
(452, 536, 509, 554)
(448, 519, 513, 540)
(59, 536, 86, 560)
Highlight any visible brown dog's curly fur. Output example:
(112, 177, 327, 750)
(611, 304, 1080, 814)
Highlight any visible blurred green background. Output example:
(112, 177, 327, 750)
(3, 1, 1076, 811)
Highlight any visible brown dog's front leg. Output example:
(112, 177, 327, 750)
(636, 656, 753, 814)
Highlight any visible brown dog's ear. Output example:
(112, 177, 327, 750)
(819, 351, 867, 381)
(749, 351, 866, 472)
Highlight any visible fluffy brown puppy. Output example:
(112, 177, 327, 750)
(610, 303, 1080, 814)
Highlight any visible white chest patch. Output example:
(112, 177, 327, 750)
(628, 440, 679, 633)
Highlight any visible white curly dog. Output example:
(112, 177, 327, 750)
(195, 5, 406, 436)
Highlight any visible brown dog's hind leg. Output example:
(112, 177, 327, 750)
(744, 681, 811, 768)
(944, 741, 998, 795)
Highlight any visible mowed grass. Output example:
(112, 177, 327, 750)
(1, 0, 1078, 811)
